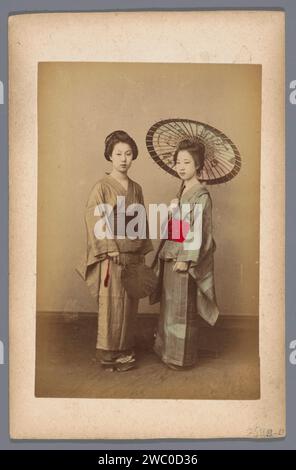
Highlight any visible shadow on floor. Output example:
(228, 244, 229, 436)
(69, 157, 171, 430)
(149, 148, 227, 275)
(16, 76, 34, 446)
(35, 313, 260, 400)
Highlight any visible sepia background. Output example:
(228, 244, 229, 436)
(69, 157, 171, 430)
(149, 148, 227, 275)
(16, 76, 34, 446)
(37, 62, 261, 317)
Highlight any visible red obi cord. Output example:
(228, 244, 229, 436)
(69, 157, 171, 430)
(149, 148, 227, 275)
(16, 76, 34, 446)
(167, 218, 190, 243)
(104, 259, 111, 287)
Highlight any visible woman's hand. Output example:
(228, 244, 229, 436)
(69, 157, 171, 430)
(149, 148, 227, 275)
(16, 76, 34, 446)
(108, 251, 120, 264)
(168, 198, 179, 213)
(173, 261, 189, 273)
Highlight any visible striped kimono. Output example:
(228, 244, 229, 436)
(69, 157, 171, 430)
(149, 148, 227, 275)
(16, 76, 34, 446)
(76, 174, 153, 357)
(153, 182, 219, 367)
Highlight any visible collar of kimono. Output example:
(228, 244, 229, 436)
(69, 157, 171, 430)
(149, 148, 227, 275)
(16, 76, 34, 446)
(103, 174, 130, 194)
(102, 174, 139, 207)
(179, 182, 209, 202)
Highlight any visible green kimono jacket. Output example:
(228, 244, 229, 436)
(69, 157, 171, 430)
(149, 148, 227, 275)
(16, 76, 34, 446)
(158, 182, 220, 326)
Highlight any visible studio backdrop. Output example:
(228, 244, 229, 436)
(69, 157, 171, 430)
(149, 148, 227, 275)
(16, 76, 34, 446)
(37, 62, 261, 318)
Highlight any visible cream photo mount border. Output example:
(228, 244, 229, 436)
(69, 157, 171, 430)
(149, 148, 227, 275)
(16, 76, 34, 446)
(9, 11, 285, 439)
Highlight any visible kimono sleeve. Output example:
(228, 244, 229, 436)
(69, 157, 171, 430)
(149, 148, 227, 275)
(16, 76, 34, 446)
(176, 193, 213, 265)
(85, 183, 118, 257)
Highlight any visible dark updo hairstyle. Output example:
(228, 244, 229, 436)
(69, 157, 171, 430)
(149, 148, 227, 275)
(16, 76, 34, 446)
(173, 138, 205, 175)
(104, 130, 138, 161)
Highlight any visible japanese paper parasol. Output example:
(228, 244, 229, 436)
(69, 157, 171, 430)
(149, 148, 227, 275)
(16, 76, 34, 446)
(146, 118, 241, 185)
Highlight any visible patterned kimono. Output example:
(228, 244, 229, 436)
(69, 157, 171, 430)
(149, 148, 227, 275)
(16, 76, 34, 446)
(153, 182, 219, 367)
(76, 175, 153, 358)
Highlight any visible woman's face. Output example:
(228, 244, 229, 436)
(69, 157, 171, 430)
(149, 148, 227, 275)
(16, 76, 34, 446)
(110, 142, 133, 173)
(175, 150, 197, 181)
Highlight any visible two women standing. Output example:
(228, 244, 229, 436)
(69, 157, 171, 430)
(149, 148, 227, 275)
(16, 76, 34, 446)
(77, 130, 219, 372)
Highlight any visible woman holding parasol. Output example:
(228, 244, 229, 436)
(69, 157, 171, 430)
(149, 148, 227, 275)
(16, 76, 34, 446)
(146, 118, 241, 370)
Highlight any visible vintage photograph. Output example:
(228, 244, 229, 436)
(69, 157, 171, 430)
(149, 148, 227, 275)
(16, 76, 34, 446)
(35, 62, 261, 400)
(9, 11, 284, 439)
